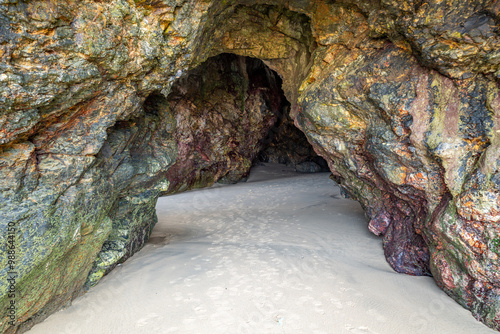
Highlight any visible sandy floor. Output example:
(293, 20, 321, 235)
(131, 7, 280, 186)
(28, 163, 496, 334)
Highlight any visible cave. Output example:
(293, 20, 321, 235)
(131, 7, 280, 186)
(1, 1, 500, 333)
(153, 52, 329, 190)
(83, 52, 330, 288)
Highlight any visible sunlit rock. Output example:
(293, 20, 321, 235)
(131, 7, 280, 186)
(1, 0, 500, 332)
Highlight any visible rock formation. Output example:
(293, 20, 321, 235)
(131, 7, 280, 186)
(0, 0, 500, 332)
(257, 101, 330, 173)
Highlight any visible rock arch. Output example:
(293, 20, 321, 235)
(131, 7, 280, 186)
(1, 0, 500, 332)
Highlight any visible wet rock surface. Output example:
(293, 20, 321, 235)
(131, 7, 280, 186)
(1, 0, 500, 332)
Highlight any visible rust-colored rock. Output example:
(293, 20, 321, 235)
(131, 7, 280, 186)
(163, 53, 284, 191)
(1, 0, 500, 332)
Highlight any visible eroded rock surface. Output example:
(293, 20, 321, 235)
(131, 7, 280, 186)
(257, 103, 329, 173)
(1, 0, 500, 332)
(164, 53, 283, 191)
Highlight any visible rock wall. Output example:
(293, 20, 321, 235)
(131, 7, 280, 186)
(295, 1, 500, 330)
(1, 0, 500, 332)
(256, 103, 330, 173)
(163, 53, 283, 191)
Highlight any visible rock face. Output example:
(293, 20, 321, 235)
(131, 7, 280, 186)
(1, 0, 500, 332)
(257, 102, 330, 173)
(163, 53, 284, 191)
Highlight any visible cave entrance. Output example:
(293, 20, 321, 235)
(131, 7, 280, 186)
(151, 53, 328, 195)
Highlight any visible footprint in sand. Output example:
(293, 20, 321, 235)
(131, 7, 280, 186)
(345, 324, 379, 334)
(330, 297, 344, 309)
(367, 308, 387, 323)
(207, 286, 225, 299)
(135, 313, 162, 328)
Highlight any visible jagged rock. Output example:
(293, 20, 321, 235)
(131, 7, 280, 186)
(163, 53, 283, 192)
(1, 0, 500, 332)
(256, 103, 329, 172)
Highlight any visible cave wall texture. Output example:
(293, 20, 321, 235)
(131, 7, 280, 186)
(1, 0, 500, 332)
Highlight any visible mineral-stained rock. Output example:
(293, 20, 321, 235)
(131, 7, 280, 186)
(1, 0, 500, 332)
(295, 1, 500, 329)
(256, 102, 329, 172)
(163, 53, 283, 192)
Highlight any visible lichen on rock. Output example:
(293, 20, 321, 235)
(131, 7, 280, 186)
(1, 0, 500, 332)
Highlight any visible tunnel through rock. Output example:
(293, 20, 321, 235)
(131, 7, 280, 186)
(3, 1, 500, 332)
(159, 53, 327, 192)
(87, 52, 327, 288)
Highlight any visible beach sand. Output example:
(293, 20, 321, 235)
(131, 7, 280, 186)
(27, 163, 496, 334)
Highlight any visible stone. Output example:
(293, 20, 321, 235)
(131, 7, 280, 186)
(1, 0, 500, 332)
(161, 53, 284, 192)
(256, 102, 329, 172)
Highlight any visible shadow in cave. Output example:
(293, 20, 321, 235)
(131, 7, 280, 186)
(149, 52, 329, 196)
(144, 52, 332, 245)
(26, 53, 493, 334)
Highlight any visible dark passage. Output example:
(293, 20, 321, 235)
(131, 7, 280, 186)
(157, 53, 327, 193)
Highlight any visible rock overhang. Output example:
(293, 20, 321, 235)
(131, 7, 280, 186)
(1, 0, 500, 332)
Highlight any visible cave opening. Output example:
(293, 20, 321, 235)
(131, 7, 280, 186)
(6, 0, 500, 331)
(130, 51, 466, 331)
(83, 52, 333, 293)
(154, 52, 329, 195)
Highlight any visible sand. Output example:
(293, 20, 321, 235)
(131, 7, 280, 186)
(27, 163, 496, 334)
